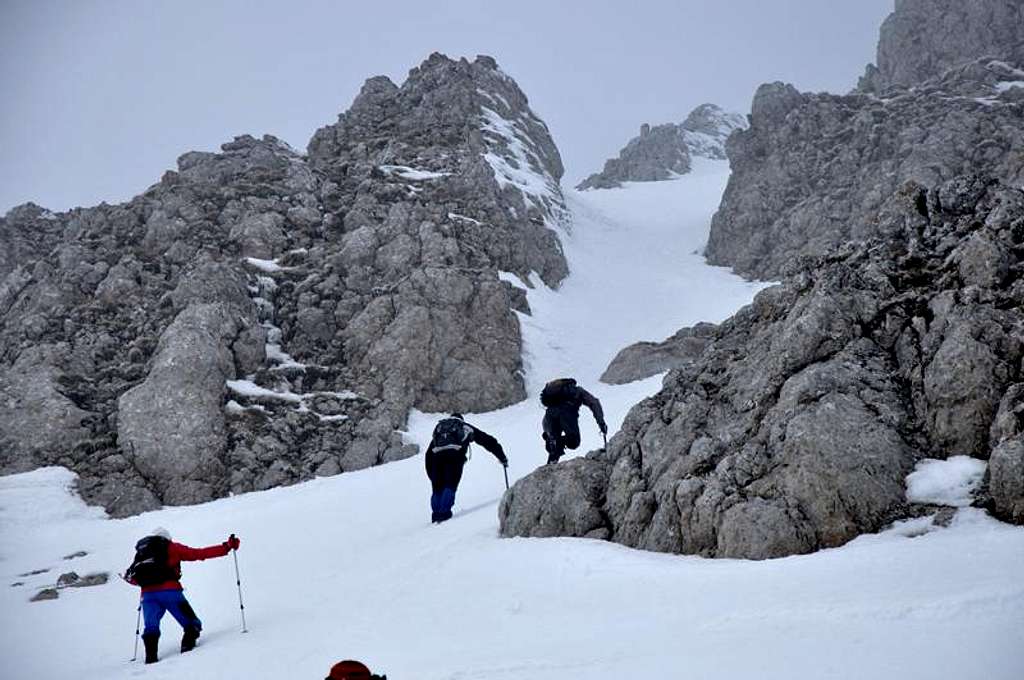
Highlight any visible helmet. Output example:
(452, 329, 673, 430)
(326, 660, 385, 680)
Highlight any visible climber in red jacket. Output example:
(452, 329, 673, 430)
(125, 527, 240, 664)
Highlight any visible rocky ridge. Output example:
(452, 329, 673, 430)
(600, 322, 716, 385)
(0, 53, 568, 516)
(502, 175, 1024, 557)
(506, 2, 1024, 558)
(577, 104, 745, 190)
(706, 58, 1024, 279)
(707, 0, 1024, 280)
(858, 0, 1024, 93)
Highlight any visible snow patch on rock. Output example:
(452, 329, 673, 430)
(906, 456, 987, 507)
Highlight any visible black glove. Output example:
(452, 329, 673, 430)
(497, 448, 508, 467)
(598, 422, 608, 435)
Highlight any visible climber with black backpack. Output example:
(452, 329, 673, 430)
(425, 413, 507, 523)
(540, 377, 607, 464)
(123, 527, 240, 664)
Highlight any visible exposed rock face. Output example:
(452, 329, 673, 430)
(707, 60, 1024, 279)
(988, 384, 1024, 523)
(501, 176, 1024, 558)
(118, 303, 242, 506)
(305, 52, 568, 416)
(0, 53, 568, 516)
(600, 322, 716, 385)
(498, 458, 611, 540)
(576, 123, 692, 190)
(0, 203, 66, 281)
(680, 104, 747, 161)
(858, 0, 1024, 93)
(577, 104, 745, 190)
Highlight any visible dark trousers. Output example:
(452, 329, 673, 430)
(425, 448, 466, 522)
(543, 406, 581, 463)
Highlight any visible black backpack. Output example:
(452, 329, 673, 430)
(432, 418, 471, 452)
(125, 536, 176, 587)
(540, 378, 578, 408)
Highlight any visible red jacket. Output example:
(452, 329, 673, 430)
(139, 541, 230, 593)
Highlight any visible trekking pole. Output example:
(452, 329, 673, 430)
(503, 464, 510, 490)
(602, 431, 607, 451)
(131, 602, 141, 661)
(230, 534, 248, 633)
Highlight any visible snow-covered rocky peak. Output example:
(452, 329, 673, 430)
(680, 103, 747, 160)
(576, 103, 745, 190)
(0, 52, 570, 517)
(309, 52, 569, 239)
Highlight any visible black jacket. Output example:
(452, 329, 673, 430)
(547, 384, 606, 431)
(425, 420, 506, 464)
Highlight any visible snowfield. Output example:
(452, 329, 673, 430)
(3, 160, 1023, 679)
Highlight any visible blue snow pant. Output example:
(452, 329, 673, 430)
(142, 589, 202, 636)
(426, 448, 466, 522)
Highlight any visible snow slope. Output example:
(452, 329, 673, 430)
(3, 159, 1023, 680)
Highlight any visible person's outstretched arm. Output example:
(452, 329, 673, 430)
(579, 388, 607, 433)
(170, 536, 239, 562)
(469, 425, 508, 465)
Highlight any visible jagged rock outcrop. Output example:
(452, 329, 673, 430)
(305, 52, 568, 415)
(0, 53, 568, 515)
(679, 104, 747, 161)
(708, 0, 1024, 280)
(118, 303, 244, 506)
(576, 123, 692, 190)
(0, 203, 66, 282)
(600, 322, 716, 385)
(858, 0, 1024, 93)
(501, 176, 1024, 558)
(988, 384, 1024, 523)
(707, 59, 1024, 279)
(577, 104, 745, 190)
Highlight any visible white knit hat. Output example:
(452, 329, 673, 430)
(150, 527, 171, 540)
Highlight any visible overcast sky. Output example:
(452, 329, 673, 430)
(1, 0, 893, 214)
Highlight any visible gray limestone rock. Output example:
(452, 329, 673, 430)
(707, 62, 1024, 279)
(989, 438, 1024, 523)
(577, 104, 745, 190)
(0, 346, 95, 472)
(498, 458, 611, 540)
(0, 203, 66, 281)
(0, 53, 568, 516)
(118, 303, 241, 505)
(708, 1, 1024, 280)
(577, 123, 692, 190)
(56, 572, 79, 587)
(858, 0, 1024, 93)
(987, 384, 1024, 523)
(503, 177, 1024, 558)
(600, 322, 716, 385)
(68, 572, 109, 588)
(680, 104, 748, 161)
(30, 589, 59, 602)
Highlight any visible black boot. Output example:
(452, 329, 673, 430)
(142, 633, 159, 664)
(181, 626, 200, 652)
(543, 433, 562, 464)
